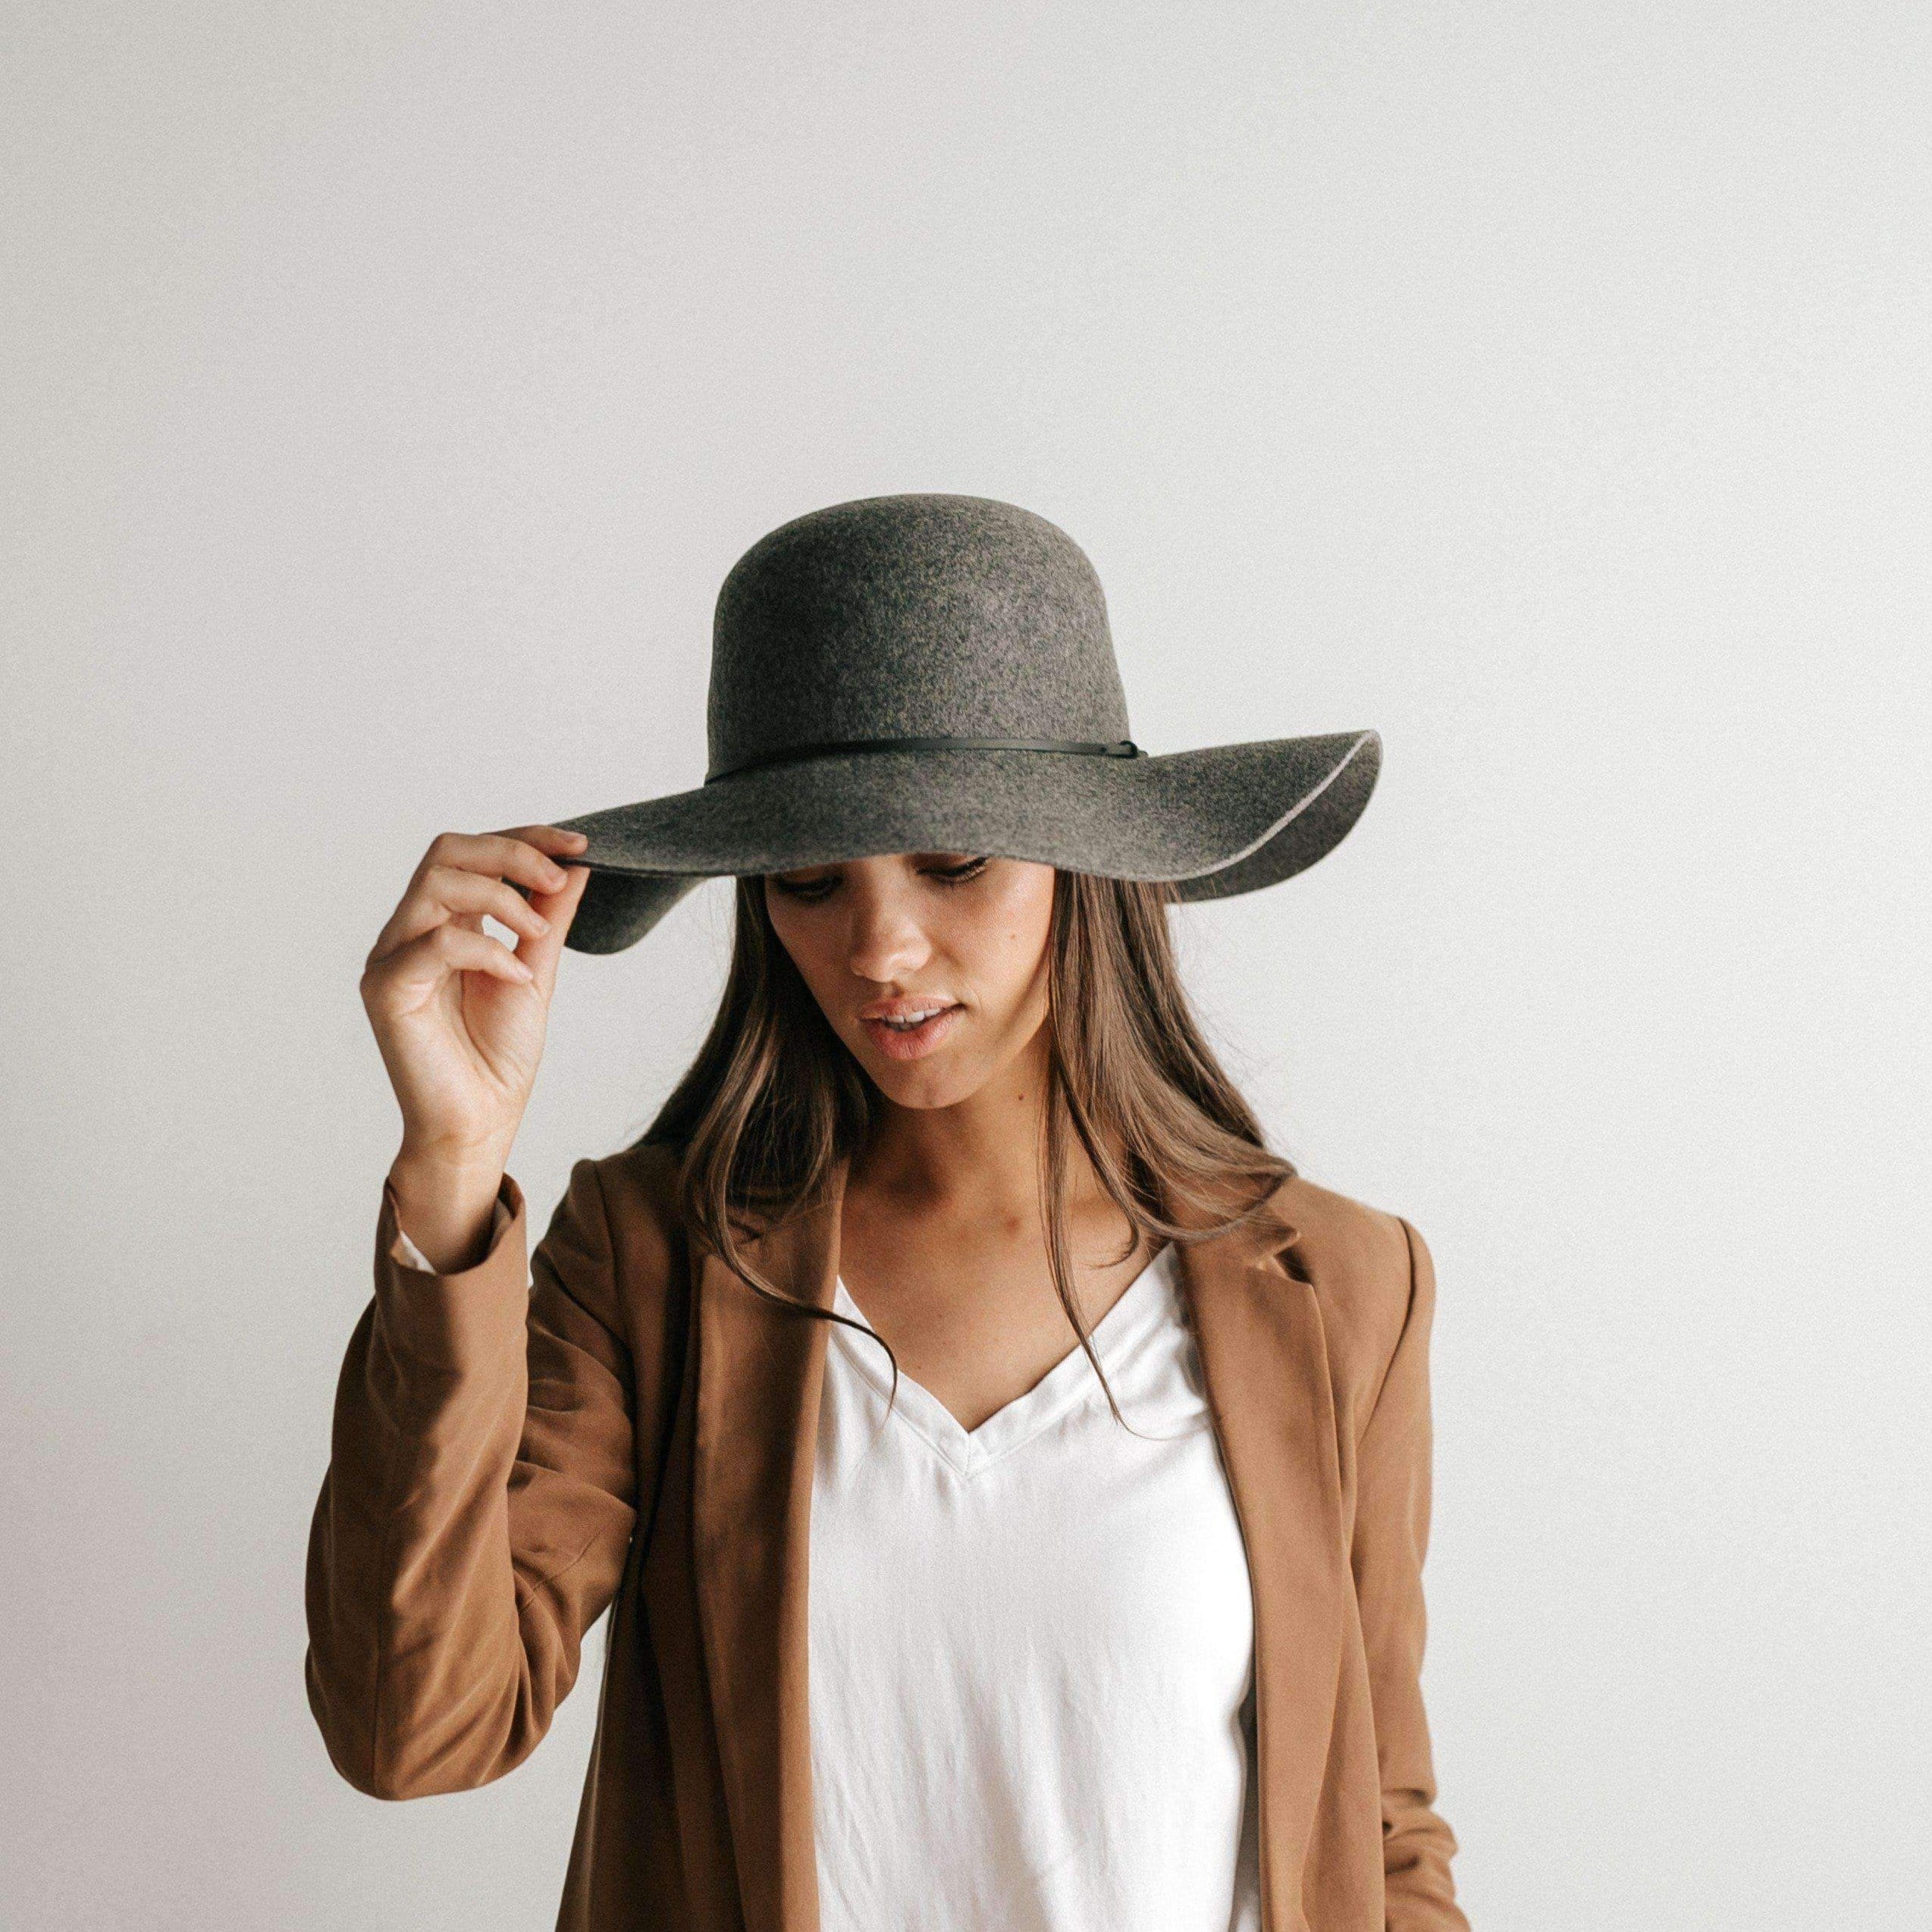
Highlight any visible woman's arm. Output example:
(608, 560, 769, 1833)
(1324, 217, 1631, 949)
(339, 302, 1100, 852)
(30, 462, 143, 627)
(303, 1154, 641, 1800)
(1352, 1216, 1473, 1931)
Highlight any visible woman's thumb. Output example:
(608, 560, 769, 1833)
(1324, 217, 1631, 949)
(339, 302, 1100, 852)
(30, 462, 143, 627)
(520, 864, 591, 1001)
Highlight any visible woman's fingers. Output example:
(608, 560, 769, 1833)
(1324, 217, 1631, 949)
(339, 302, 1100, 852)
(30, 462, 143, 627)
(419, 827, 581, 896)
(425, 864, 553, 937)
(381, 920, 535, 993)
(510, 859, 591, 1002)
(469, 827, 593, 997)
(370, 867, 542, 964)
(370, 826, 590, 968)
(494, 822, 591, 858)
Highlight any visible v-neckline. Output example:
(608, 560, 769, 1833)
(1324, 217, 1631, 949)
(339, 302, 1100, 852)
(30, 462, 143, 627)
(828, 1244, 1174, 1477)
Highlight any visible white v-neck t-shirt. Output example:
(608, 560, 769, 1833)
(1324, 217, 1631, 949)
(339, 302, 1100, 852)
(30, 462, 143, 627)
(807, 1240, 1262, 1932)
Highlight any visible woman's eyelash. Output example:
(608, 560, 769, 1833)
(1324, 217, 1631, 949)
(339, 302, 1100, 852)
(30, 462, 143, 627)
(773, 857, 989, 900)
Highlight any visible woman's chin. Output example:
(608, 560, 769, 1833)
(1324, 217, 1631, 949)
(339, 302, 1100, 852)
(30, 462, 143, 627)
(859, 1043, 993, 1110)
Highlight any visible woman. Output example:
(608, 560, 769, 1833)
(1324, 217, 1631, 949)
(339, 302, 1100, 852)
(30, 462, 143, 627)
(305, 494, 1471, 1932)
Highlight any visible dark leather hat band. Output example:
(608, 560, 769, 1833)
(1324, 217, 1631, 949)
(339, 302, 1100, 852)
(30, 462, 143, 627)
(704, 735, 1144, 785)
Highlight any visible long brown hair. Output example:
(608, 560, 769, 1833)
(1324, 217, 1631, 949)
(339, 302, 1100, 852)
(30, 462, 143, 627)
(634, 867, 1296, 1426)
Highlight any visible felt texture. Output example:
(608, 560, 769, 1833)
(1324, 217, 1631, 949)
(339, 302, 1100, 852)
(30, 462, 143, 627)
(549, 494, 1382, 954)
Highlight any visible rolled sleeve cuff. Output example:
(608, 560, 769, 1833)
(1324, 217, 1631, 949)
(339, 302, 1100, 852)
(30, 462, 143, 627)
(389, 1194, 513, 1275)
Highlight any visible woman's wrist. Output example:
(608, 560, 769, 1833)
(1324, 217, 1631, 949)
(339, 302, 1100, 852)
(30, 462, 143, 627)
(387, 1144, 511, 1275)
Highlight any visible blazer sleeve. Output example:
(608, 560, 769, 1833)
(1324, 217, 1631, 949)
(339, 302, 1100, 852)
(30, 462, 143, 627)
(1352, 1215, 1472, 1931)
(303, 1156, 641, 1801)
(392, 1199, 510, 1273)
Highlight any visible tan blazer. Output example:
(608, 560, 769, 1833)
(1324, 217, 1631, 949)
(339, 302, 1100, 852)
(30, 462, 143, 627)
(305, 1141, 1471, 1932)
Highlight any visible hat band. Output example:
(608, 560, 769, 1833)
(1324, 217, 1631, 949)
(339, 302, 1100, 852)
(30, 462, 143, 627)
(703, 735, 1144, 784)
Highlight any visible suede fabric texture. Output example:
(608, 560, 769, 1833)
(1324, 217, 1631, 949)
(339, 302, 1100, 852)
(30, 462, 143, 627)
(304, 1143, 1472, 1932)
(547, 494, 1383, 954)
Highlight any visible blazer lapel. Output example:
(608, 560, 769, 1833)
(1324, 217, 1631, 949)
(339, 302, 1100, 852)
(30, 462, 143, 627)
(691, 1158, 846, 1932)
(1177, 1197, 1350, 1932)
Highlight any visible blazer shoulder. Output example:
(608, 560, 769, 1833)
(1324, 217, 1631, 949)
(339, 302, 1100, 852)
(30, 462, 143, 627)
(590, 1137, 684, 1213)
(1269, 1170, 1427, 1417)
(534, 1140, 692, 1326)
(576, 1139, 688, 1251)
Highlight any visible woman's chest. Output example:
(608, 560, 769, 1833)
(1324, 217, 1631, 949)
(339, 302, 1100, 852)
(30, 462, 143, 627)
(801, 1277, 1261, 1929)
(806, 1259, 1256, 1701)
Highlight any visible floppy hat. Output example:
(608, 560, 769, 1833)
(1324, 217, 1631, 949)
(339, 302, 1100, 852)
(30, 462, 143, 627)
(550, 492, 1382, 955)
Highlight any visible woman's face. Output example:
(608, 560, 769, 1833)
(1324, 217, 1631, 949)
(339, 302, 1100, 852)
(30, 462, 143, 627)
(764, 852, 1056, 1109)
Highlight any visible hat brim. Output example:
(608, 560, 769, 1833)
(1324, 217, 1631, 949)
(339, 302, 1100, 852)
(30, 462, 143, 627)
(552, 729, 1380, 955)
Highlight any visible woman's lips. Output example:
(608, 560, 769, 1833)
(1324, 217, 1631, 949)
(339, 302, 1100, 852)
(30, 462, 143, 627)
(859, 1003, 963, 1061)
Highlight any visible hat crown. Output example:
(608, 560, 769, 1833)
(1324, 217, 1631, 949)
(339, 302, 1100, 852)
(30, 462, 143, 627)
(706, 494, 1131, 779)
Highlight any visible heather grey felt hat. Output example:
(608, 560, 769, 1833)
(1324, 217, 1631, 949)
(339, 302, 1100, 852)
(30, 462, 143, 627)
(551, 492, 1382, 955)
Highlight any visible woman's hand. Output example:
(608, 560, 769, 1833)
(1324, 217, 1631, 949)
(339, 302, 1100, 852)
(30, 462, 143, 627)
(361, 826, 591, 1231)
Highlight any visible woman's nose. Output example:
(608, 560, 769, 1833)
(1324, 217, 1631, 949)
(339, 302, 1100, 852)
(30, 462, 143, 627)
(845, 892, 933, 983)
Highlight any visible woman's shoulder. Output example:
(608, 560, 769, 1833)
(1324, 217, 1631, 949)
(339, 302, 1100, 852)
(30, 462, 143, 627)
(576, 1139, 688, 1237)
(1266, 1168, 1433, 1407)
(535, 1140, 691, 1296)
(588, 1137, 685, 1209)
(1271, 1168, 1419, 1286)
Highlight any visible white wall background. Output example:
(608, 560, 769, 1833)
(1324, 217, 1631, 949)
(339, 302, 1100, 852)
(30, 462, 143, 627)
(5, 4, 1927, 1927)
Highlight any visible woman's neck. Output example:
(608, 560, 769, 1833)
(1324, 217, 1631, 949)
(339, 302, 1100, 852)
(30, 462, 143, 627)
(851, 1026, 1106, 1231)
